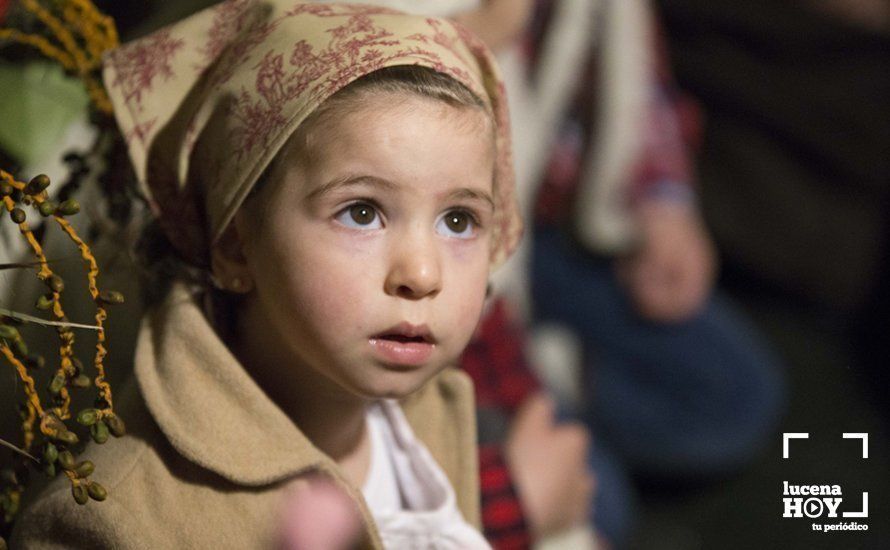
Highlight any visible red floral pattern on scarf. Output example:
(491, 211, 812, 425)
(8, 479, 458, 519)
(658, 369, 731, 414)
(228, 12, 472, 161)
(106, 30, 185, 112)
(199, 0, 257, 66)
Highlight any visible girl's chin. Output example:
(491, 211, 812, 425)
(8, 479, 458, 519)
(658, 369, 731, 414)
(348, 370, 435, 401)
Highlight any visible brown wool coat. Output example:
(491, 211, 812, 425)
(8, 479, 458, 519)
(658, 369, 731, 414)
(11, 283, 481, 549)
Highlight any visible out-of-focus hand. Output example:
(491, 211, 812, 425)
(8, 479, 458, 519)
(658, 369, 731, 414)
(279, 477, 362, 550)
(453, 0, 535, 52)
(505, 393, 595, 538)
(616, 200, 716, 323)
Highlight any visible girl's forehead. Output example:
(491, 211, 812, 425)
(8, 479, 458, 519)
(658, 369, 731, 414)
(287, 90, 494, 167)
(262, 94, 495, 203)
(313, 91, 492, 141)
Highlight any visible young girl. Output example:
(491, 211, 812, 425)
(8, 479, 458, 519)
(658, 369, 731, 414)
(11, 2, 520, 548)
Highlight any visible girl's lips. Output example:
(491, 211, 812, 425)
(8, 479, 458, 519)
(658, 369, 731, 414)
(369, 322, 436, 366)
(368, 338, 434, 366)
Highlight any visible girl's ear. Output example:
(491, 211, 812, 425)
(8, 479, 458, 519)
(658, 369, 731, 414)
(210, 216, 255, 294)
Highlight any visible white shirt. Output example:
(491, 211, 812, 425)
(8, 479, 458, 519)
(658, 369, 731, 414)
(362, 401, 491, 549)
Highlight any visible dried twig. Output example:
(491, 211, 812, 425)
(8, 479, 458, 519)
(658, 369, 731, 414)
(0, 437, 39, 464)
(0, 308, 100, 330)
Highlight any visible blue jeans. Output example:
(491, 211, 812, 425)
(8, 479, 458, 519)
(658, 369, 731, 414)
(533, 226, 786, 543)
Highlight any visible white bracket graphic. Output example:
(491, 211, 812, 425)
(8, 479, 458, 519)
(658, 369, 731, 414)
(842, 433, 869, 459)
(843, 492, 869, 518)
(783, 433, 809, 459)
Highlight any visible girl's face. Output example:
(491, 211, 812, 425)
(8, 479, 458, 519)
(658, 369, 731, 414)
(227, 91, 495, 400)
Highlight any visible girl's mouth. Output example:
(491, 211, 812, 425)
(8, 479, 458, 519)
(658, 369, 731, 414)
(369, 323, 436, 366)
(372, 322, 436, 343)
(378, 334, 427, 343)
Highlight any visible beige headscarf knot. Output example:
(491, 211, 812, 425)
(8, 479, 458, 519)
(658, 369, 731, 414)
(102, 0, 521, 268)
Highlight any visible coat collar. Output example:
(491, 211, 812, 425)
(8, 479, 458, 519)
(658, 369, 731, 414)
(135, 282, 332, 486)
(132, 280, 478, 529)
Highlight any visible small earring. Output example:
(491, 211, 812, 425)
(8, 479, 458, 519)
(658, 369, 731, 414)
(230, 277, 245, 292)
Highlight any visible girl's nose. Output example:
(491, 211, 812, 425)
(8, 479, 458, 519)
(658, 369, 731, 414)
(384, 234, 442, 300)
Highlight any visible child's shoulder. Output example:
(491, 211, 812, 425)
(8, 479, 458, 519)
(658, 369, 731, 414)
(11, 374, 289, 548)
(427, 366, 475, 399)
(402, 367, 475, 428)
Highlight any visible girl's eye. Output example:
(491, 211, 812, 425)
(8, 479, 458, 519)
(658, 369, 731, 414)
(436, 210, 476, 239)
(335, 203, 382, 230)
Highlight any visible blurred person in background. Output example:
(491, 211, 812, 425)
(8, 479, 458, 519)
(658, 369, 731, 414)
(655, 0, 890, 417)
(522, 0, 788, 545)
(652, 0, 890, 546)
(462, 0, 787, 547)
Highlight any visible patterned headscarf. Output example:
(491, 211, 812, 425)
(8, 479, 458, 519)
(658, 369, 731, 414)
(102, 1, 521, 269)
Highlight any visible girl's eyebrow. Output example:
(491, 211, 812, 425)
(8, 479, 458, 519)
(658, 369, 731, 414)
(445, 188, 495, 212)
(306, 174, 495, 211)
(305, 175, 397, 201)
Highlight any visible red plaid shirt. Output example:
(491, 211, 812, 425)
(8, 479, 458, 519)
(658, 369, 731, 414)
(461, 298, 540, 549)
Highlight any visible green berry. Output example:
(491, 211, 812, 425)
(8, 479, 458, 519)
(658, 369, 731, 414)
(58, 450, 75, 471)
(58, 199, 80, 216)
(35, 294, 54, 310)
(25, 174, 50, 195)
(49, 372, 66, 395)
(87, 482, 107, 501)
(38, 201, 56, 216)
(105, 414, 126, 438)
(0, 325, 17, 340)
(47, 275, 64, 293)
(72, 484, 88, 505)
(43, 442, 58, 465)
(74, 461, 95, 478)
(77, 408, 100, 426)
(97, 290, 125, 305)
(91, 420, 109, 444)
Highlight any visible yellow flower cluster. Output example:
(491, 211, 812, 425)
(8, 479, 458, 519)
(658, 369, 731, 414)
(0, 170, 125, 531)
(0, 3, 125, 542)
(0, 0, 119, 113)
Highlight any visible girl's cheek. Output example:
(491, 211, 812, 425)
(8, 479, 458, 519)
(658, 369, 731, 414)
(305, 234, 381, 287)
(326, 222, 386, 256)
(298, 258, 366, 322)
(453, 292, 487, 348)
(448, 254, 489, 318)
(443, 232, 492, 264)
